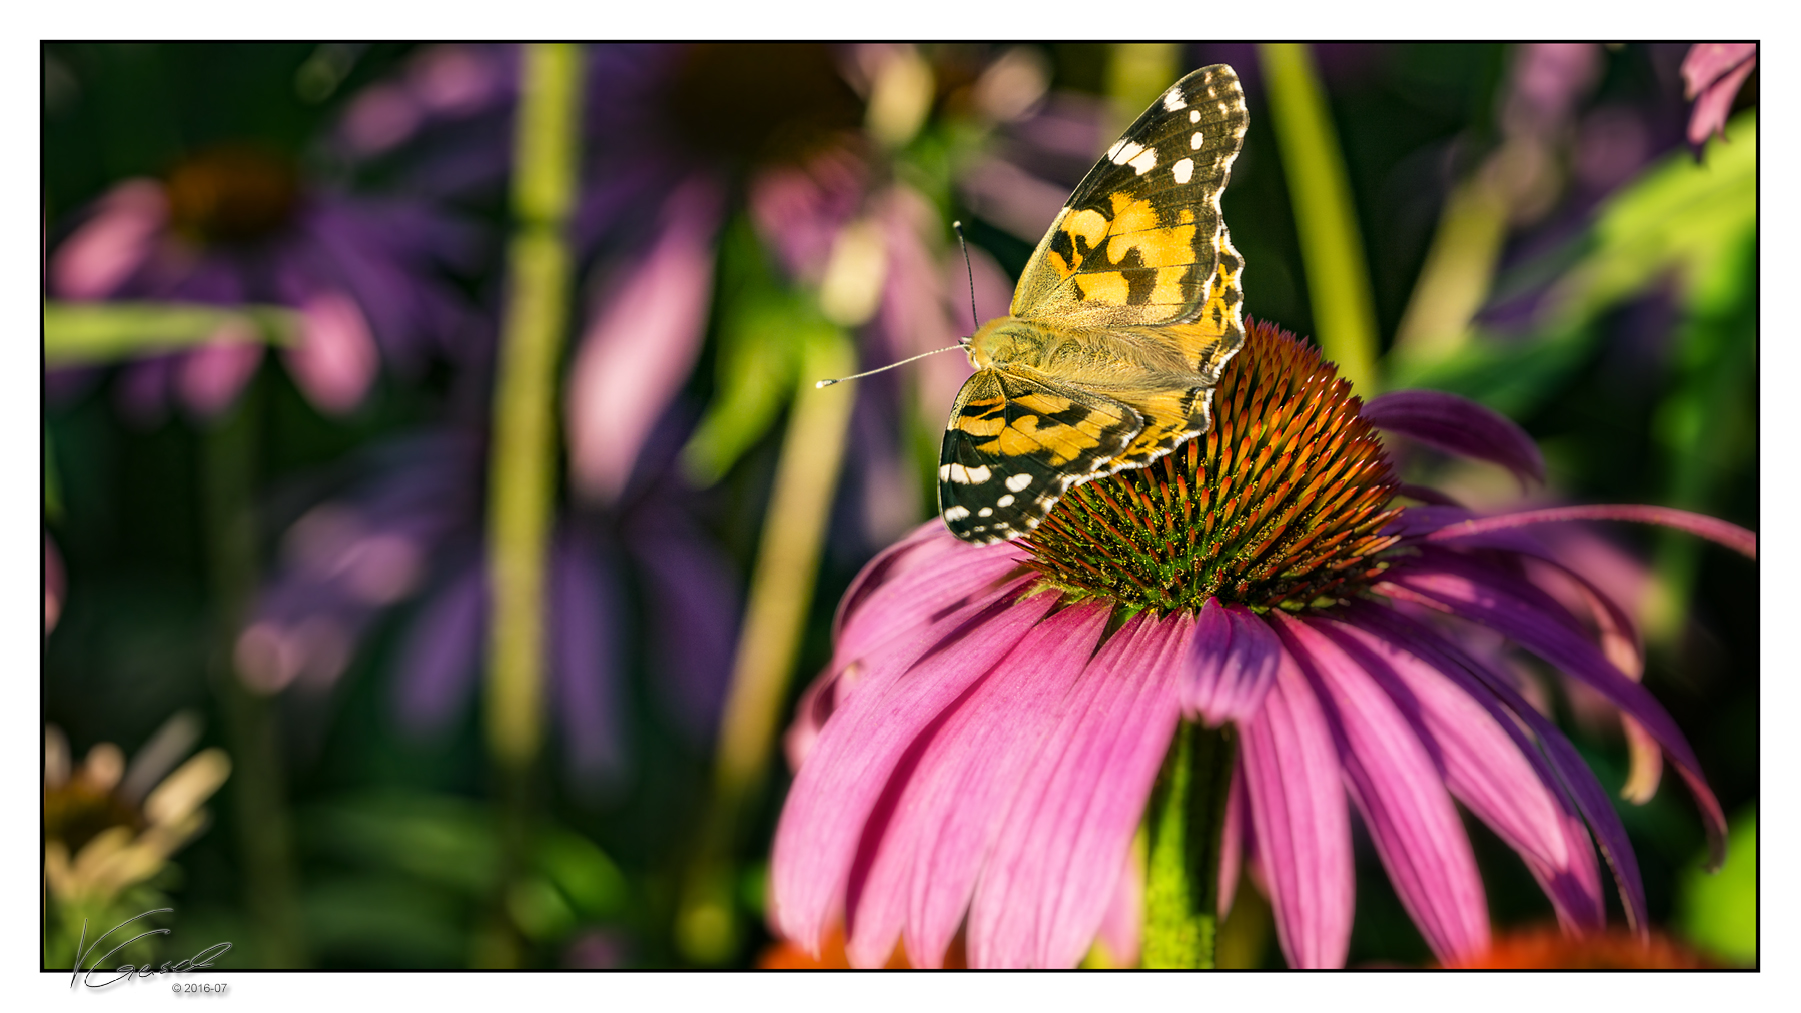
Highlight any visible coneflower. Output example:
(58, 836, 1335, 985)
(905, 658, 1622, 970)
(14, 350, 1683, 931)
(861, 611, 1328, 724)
(769, 319, 1753, 969)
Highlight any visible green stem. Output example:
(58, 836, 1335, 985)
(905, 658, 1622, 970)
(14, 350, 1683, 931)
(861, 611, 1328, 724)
(479, 42, 583, 968)
(1143, 720, 1236, 969)
(1259, 43, 1381, 393)
(678, 330, 856, 964)
(201, 379, 307, 968)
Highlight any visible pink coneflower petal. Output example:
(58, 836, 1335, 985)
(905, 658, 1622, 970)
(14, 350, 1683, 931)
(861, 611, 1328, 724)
(1094, 849, 1142, 966)
(1423, 504, 1756, 561)
(1239, 640, 1353, 969)
(834, 526, 1028, 670)
(50, 179, 168, 299)
(1681, 43, 1756, 147)
(550, 542, 625, 784)
(1355, 603, 1648, 931)
(286, 290, 379, 414)
(566, 176, 723, 503)
(968, 611, 1192, 969)
(1362, 389, 1545, 487)
(770, 587, 1057, 954)
(1185, 597, 1282, 725)
(393, 565, 486, 733)
(1216, 768, 1247, 918)
(1274, 613, 1490, 963)
(1319, 617, 1606, 933)
(842, 601, 1110, 968)
(177, 327, 264, 419)
(1387, 552, 1728, 867)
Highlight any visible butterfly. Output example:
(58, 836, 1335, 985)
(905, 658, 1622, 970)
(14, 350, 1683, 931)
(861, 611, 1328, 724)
(940, 64, 1249, 544)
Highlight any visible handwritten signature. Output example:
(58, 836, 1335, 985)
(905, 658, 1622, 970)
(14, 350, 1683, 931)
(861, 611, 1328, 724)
(69, 908, 231, 989)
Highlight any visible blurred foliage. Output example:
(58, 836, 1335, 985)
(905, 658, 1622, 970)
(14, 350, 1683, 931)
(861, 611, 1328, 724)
(42, 43, 1755, 970)
(1677, 805, 1756, 964)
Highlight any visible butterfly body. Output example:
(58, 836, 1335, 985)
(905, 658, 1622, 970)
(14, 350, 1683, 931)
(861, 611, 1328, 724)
(939, 65, 1250, 544)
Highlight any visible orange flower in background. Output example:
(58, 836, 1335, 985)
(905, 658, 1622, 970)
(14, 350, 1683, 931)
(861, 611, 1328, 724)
(1444, 925, 1710, 969)
(760, 927, 967, 969)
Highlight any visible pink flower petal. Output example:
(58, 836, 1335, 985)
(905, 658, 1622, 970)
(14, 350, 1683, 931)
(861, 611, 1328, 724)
(1272, 612, 1490, 963)
(50, 179, 168, 299)
(1317, 616, 1605, 934)
(1387, 551, 1727, 868)
(566, 177, 724, 503)
(1682, 43, 1756, 146)
(178, 325, 265, 419)
(1185, 597, 1282, 725)
(1239, 631, 1353, 969)
(833, 524, 1029, 670)
(769, 587, 1058, 955)
(1350, 600, 1648, 933)
(1094, 847, 1143, 967)
(1217, 767, 1247, 918)
(285, 290, 378, 415)
(1361, 388, 1545, 487)
(968, 612, 1191, 968)
(842, 601, 1111, 968)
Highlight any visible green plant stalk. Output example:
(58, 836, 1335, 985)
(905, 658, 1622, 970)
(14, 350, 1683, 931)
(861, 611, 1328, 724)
(478, 42, 582, 969)
(1259, 43, 1381, 392)
(1143, 720, 1236, 969)
(200, 380, 307, 968)
(484, 43, 584, 772)
(679, 331, 856, 963)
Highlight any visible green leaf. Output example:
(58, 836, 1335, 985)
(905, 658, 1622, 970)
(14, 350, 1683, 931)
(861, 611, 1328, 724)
(1677, 805, 1756, 965)
(300, 792, 500, 897)
(1536, 110, 1756, 330)
(43, 300, 299, 367)
(534, 829, 627, 920)
(682, 219, 838, 485)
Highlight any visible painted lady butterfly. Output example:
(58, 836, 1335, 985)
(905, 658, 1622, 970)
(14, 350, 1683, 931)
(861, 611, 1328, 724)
(940, 64, 1249, 543)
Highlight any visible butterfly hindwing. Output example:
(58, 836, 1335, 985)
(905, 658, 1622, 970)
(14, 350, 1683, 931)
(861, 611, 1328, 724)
(938, 369, 1142, 544)
(1010, 64, 1248, 343)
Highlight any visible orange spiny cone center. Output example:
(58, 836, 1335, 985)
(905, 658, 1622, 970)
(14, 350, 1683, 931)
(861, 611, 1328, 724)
(1023, 320, 1402, 614)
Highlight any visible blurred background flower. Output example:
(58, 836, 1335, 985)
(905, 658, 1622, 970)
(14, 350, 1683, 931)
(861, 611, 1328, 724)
(43, 42, 1755, 970)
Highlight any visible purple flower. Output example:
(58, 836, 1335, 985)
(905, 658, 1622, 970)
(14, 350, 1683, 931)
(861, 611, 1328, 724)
(769, 320, 1751, 968)
(47, 145, 477, 420)
(1682, 44, 1757, 147)
(238, 428, 741, 782)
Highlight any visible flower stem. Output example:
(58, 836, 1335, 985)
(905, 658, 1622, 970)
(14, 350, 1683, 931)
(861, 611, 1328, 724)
(485, 42, 584, 772)
(679, 329, 856, 963)
(1259, 43, 1381, 393)
(1143, 720, 1236, 969)
(200, 379, 307, 967)
(478, 42, 583, 968)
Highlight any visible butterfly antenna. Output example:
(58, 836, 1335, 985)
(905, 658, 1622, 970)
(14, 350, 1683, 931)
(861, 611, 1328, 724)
(952, 220, 980, 333)
(815, 343, 966, 388)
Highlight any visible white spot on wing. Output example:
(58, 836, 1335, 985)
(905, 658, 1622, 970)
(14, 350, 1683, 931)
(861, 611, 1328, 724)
(1162, 87, 1187, 112)
(1189, 109, 1200, 123)
(1111, 141, 1143, 166)
(938, 464, 952, 481)
(1106, 139, 1127, 161)
(978, 507, 994, 517)
(996, 494, 1015, 507)
(1006, 473, 1032, 492)
(1191, 131, 1204, 150)
(945, 463, 992, 484)
(1172, 158, 1194, 184)
(1128, 147, 1158, 175)
(944, 505, 970, 521)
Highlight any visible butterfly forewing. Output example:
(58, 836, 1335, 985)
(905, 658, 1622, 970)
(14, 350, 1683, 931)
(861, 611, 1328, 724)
(1010, 64, 1248, 339)
(938, 369, 1141, 544)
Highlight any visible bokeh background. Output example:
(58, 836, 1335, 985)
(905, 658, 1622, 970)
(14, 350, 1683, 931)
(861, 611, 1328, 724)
(42, 42, 1756, 970)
